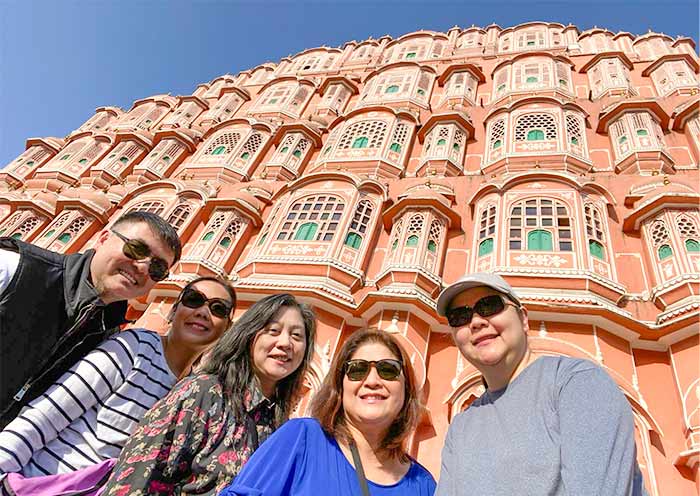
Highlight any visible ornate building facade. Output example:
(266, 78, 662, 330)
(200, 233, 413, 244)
(1, 22, 698, 493)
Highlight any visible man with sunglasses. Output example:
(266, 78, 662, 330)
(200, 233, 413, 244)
(0, 211, 181, 427)
(434, 272, 646, 496)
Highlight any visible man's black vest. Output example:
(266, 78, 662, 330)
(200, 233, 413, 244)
(0, 238, 127, 427)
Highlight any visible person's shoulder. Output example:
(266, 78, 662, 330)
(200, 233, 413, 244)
(544, 355, 606, 378)
(280, 417, 326, 439)
(407, 458, 437, 487)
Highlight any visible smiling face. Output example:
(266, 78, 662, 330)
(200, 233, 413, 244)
(342, 342, 405, 436)
(169, 280, 233, 350)
(90, 221, 175, 303)
(251, 305, 307, 397)
(449, 286, 530, 378)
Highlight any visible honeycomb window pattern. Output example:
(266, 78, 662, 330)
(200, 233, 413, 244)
(338, 121, 389, 150)
(204, 132, 242, 156)
(650, 219, 670, 246)
(514, 113, 557, 141)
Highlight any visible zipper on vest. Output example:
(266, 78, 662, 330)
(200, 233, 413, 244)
(11, 303, 100, 401)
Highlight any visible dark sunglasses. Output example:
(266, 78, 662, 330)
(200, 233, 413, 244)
(446, 294, 518, 328)
(179, 287, 233, 319)
(111, 230, 170, 282)
(344, 359, 403, 382)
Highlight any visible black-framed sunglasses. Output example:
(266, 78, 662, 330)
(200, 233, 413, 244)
(446, 294, 519, 328)
(111, 229, 170, 282)
(344, 359, 403, 382)
(179, 287, 233, 319)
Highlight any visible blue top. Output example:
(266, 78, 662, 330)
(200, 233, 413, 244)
(220, 418, 436, 496)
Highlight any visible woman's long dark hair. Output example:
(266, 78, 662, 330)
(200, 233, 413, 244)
(201, 293, 316, 425)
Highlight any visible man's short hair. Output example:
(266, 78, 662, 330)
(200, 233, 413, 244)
(112, 211, 182, 264)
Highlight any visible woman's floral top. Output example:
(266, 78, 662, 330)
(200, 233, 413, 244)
(102, 374, 277, 496)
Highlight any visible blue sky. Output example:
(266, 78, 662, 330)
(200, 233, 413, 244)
(1, 0, 697, 166)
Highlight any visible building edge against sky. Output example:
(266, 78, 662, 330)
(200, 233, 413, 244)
(0, 21, 698, 494)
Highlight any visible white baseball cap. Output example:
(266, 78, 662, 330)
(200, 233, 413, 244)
(436, 272, 522, 317)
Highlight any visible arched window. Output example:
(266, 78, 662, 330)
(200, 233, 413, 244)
(127, 200, 165, 216)
(515, 114, 557, 142)
(278, 195, 345, 242)
(344, 200, 373, 250)
(338, 121, 388, 150)
(584, 204, 607, 260)
(509, 198, 572, 251)
(658, 244, 673, 259)
(405, 214, 424, 247)
(386, 85, 400, 93)
(488, 119, 506, 161)
(477, 204, 497, 257)
(203, 132, 242, 157)
(167, 203, 193, 231)
(686, 239, 700, 252)
(10, 216, 42, 240)
(56, 216, 90, 246)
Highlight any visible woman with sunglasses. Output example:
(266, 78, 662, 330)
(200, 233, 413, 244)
(220, 329, 436, 496)
(102, 293, 316, 496)
(0, 276, 235, 478)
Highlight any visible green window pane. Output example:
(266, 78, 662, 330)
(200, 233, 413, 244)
(570, 137, 579, 145)
(406, 52, 416, 59)
(636, 129, 648, 136)
(453, 143, 460, 151)
(391, 239, 398, 251)
(618, 136, 627, 144)
(257, 233, 267, 246)
(202, 231, 214, 241)
(352, 137, 369, 149)
(43, 229, 55, 238)
(390, 143, 401, 152)
(294, 222, 318, 241)
(11, 233, 22, 240)
(0, 229, 5, 235)
(406, 235, 419, 247)
(527, 129, 544, 141)
(219, 237, 231, 248)
(269, 98, 278, 104)
(345, 232, 362, 249)
(493, 139, 502, 149)
(212, 146, 226, 155)
(280, 146, 289, 153)
(26, 161, 34, 166)
(119, 156, 129, 164)
(437, 139, 447, 146)
(293, 149, 302, 158)
(385, 85, 400, 94)
(58, 233, 71, 243)
(526, 76, 538, 83)
(427, 240, 437, 253)
(527, 41, 535, 46)
(497, 84, 506, 92)
(589, 240, 604, 260)
(324, 147, 331, 155)
(240, 152, 250, 160)
(527, 230, 553, 251)
(163, 156, 171, 162)
(658, 244, 672, 260)
(78, 159, 88, 164)
(686, 239, 700, 252)
(60, 154, 70, 161)
(478, 238, 494, 257)
(559, 79, 567, 86)
(417, 88, 425, 95)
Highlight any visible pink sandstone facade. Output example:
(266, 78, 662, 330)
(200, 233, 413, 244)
(1, 21, 698, 494)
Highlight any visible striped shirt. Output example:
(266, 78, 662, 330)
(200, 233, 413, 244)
(0, 329, 177, 477)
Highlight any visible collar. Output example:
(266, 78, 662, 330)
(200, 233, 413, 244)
(244, 382, 276, 413)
